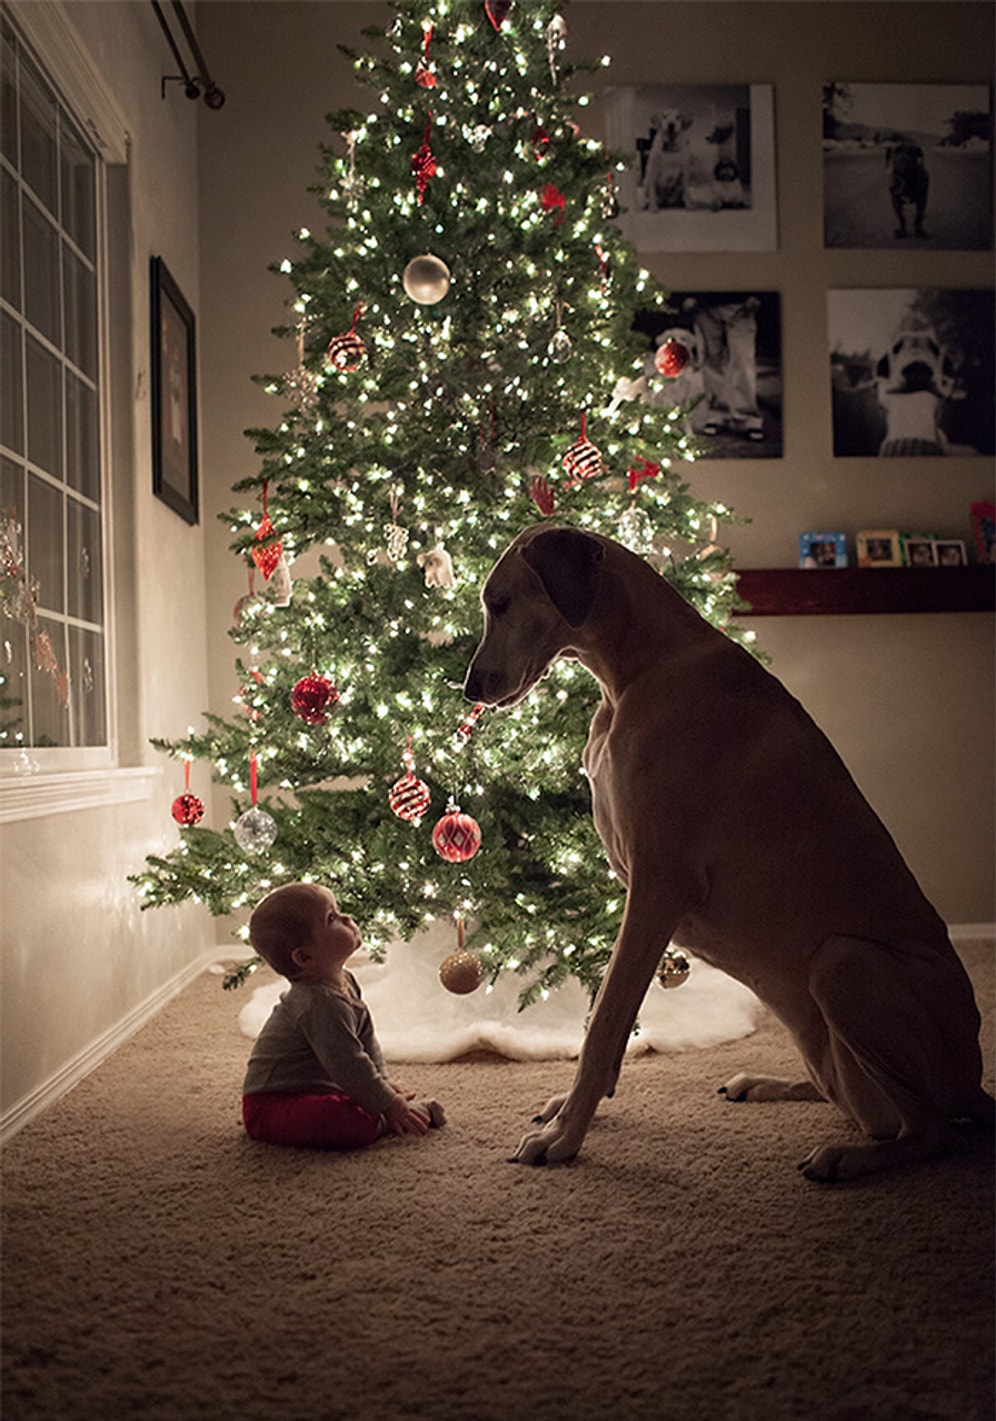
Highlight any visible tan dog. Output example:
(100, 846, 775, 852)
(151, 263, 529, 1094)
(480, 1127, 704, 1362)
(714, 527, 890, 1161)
(464, 527, 991, 1181)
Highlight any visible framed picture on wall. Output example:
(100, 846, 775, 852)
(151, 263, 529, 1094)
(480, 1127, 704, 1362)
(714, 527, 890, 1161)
(603, 84, 777, 251)
(822, 82, 993, 250)
(633, 291, 782, 457)
(150, 256, 199, 525)
(856, 530, 903, 568)
(827, 288, 995, 458)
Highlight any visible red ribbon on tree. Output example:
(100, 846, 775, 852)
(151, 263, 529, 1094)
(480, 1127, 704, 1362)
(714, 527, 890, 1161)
(412, 117, 437, 205)
(541, 182, 565, 222)
(627, 456, 661, 493)
(251, 482, 283, 580)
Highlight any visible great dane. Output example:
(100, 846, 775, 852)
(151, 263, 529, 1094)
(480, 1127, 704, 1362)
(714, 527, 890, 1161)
(464, 526, 991, 1181)
(886, 142, 929, 239)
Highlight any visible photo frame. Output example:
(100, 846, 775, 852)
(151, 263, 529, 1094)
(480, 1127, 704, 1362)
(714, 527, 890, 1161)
(799, 532, 847, 568)
(150, 256, 198, 525)
(934, 539, 968, 567)
(604, 84, 778, 251)
(856, 530, 903, 568)
(822, 82, 993, 251)
(902, 535, 939, 567)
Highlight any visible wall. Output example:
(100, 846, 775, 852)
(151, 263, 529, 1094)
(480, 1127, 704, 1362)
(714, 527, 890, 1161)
(196, 0, 994, 926)
(0, 0, 215, 1135)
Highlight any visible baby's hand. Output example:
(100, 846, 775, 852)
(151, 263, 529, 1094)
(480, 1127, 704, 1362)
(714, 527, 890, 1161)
(384, 1094, 430, 1137)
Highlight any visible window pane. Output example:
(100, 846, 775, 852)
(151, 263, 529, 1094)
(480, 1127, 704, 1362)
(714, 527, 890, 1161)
(27, 470, 63, 613)
(68, 624, 106, 745)
(60, 109, 95, 259)
(66, 497, 102, 623)
(63, 244, 96, 378)
(23, 194, 60, 344)
(65, 371, 99, 499)
(1, 310, 24, 454)
(25, 333, 62, 478)
(1, 167, 20, 309)
(1, 452, 25, 518)
(19, 50, 57, 213)
(1, 20, 19, 167)
(30, 615, 69, 746)
(0, 620, 29, 750)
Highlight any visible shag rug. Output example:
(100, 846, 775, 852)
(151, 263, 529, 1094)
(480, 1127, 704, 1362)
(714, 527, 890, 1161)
(2, 940, 993, 1421)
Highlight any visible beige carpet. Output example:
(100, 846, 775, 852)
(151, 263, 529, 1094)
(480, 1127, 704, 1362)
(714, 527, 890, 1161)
(3, 941, 993, 1421)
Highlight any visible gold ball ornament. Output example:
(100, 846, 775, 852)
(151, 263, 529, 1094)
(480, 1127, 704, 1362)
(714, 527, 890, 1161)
(439, 949, 484, 995)
(403, 254, 451, 305)
(656, 947, 691, 988)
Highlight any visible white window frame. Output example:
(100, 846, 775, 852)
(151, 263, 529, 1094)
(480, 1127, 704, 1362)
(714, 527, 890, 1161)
(0, 2, 156, 818)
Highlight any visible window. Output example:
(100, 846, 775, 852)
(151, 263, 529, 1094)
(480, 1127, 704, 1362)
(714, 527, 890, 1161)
(1, 14, 107, 757)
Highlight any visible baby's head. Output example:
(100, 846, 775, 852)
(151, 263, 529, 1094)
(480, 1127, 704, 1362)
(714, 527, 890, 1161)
(249, 882, 328, 980)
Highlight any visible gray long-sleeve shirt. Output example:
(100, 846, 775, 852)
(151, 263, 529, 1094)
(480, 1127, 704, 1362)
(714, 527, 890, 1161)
(242, 973, 397, 1117)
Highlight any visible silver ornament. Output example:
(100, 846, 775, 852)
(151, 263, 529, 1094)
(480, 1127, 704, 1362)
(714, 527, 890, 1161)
(233, 807, 277, 854)
(403, 254, 451, 305)
(548, 328, 572, 363)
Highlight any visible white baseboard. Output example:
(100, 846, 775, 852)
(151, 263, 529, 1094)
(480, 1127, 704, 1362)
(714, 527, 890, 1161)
(949, 923, 996, 942)
(0, 948, 227, 1145)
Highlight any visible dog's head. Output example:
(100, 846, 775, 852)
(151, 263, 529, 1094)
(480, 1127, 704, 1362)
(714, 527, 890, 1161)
(464, 527, 604, 709)
(876, 319, 953, 396)
(651, 108, 692, 150)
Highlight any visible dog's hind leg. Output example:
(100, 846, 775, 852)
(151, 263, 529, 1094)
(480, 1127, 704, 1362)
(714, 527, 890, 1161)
(796, 934, 984, 1182)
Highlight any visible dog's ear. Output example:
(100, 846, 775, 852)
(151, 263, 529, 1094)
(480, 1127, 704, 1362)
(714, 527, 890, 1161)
(876, 354, 890, 379)
(521, 528, 604, 628)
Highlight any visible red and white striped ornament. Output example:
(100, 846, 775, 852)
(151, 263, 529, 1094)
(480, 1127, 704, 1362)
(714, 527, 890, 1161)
(389, 739, 431, 826)
(431, 801, 482, 863)
(562, 413, 603, 485)
(326, 304, 365, 372)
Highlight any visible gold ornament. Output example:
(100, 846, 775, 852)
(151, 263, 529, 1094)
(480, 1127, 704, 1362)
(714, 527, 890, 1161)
(656, 947, 691, 988)
(439, 948, 484, 995)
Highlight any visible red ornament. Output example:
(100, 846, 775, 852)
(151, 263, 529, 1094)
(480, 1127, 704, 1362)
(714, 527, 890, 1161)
(485, 0, 511, 29)
(290, 673, 339, 725)
(171, 792, 205, 826)
(327, 305, 366, 372)
(655, 337, 689, 378)
(541, 182, 565, 222)
(389, 738, 431, 824)
(415, 22, 436, 87)
(432, 804, 482, 863)
(529, 474, 555, 517)
(627, 456, 661, 493)
(251, 482, 283, 580)
(562, 413, 603, 485)
(412, 119, 437, 206)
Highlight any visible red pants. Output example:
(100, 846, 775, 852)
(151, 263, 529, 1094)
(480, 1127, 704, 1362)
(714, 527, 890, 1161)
(243, 1091, 385, 1150)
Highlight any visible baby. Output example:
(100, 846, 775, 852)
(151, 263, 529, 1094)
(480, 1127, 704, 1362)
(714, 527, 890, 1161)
(242, 882, 445, 1149)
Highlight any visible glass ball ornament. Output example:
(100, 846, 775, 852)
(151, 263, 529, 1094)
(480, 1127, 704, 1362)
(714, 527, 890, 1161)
(438, 949, 484, 995)
(403, 254, 451, 305)
(171, 792, 205, 827)
(290, 673, 339, 725)
(233, 807, 278, 854)
(547, 328, 572, 364)
(655, 337, 690, 378)
(431, 806, 482, 863)
(656, 947, 691, 988)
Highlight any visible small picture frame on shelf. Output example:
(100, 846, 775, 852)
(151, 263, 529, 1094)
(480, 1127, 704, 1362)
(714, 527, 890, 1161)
(856, 530, 903, 568)
(799, 532, 847, 568)
(935, 539, 968, 567)
(902, 534, 938, 567)
(971, 500, 995, 563)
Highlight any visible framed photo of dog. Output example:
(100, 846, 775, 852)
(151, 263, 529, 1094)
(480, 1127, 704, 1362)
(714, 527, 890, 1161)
(603, 83, 778, 251)
(827, 287, 996, 458)
(633, 292, 782, 457)
(822, 82, 993, 250)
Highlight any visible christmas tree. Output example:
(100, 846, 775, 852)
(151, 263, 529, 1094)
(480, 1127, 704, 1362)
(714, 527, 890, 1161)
(133, 1, 753, 1006)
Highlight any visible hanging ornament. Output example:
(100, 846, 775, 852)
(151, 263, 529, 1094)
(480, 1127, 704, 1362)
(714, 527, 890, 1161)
(411, 117, 437, 206)
(602, 170, 621, 219)
(594, 243, 612, 292)
(463, 123, 491, 153)
(388, 738, 432, 825)
(251, 482, 283, 580)
(414, 22, 437, 87)
(626, 456, 661, 493)
(655, 337, 689, 378)
(618, 501, 655, 557)
(233, 752, 277, 853)
(541, 182, 565, 223)
(529, 474, 555, 517)
(454, 701, 486, 747)
(548, 327, 572, 364)
(562, 413, 603, 485)
(605, 375, 647, 417)
(290, 672, 339, 725)
(171, 755, 204, 826)
(532, 125, 551, 160)
(338, 130, 365, 209)
(417, 542, 456, 589)
(432, 801, 482, 863)
(269, 552, 293, 607)
(484, 0, 511, 30)
(403, 253, 451, 305)
(439, 920, 484, 995)
(326, 304, 366, 372)
(656, 945, 691, 989)
(283, 320, 320, 416)
(384, 489, 409, 562)
(546, 13, 568, 82)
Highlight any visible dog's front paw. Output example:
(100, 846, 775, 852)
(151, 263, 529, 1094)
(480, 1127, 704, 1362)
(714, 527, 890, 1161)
(797, 1144, 849, 1183)
(532, 1092, 567, 1124)
(510, 1119, 581, 1167)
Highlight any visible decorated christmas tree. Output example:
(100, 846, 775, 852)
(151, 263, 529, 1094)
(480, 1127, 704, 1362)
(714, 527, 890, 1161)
(133, 1, 752, 1006)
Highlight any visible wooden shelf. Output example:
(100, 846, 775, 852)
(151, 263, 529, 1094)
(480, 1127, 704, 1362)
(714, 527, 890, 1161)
(734, 565, 995, 617)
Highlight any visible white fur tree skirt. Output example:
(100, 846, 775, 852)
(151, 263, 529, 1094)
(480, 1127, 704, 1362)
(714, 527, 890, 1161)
(236, 920, 764, 1062)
